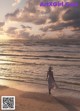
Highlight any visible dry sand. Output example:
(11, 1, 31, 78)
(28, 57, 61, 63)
(0, 85, 80, 111)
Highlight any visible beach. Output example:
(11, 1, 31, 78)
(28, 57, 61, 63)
(0, 85, 80, 111)
(0, 33, 80, 111)
(0, 0, 80, 111)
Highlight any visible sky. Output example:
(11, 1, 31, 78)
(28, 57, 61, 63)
(0, 0, 80, 41)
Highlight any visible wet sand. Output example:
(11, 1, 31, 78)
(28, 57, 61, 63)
(0, 85, 80, 111)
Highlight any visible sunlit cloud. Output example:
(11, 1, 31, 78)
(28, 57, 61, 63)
(3, 0, 80, 40)
(12, 0, 21, 6)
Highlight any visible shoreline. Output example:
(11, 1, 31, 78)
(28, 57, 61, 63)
(0, 79, 80, 99)
(0, 85, 80, 111)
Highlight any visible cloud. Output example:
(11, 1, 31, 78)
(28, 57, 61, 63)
(12, 0, 21, 6)
(5, 0, 80, 39)
(6, 0, 54, 25)
(5, 26, 29, 39)
(0, 22, 5, 27)
(5, 0, 62, 25)
(0, 22, 5, 33)
(5, 26, 44, 40)
(21, 25, 32, 29)
(6, 27, 17, 34)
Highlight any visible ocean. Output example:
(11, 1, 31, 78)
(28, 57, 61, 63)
(0, 38, 80, 93)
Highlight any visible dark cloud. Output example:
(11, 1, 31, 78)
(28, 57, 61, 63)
(21, 25, 32, 29)
(52, 20, 80, 31)
(0, 22, 5, 35)
(5, 0, 59, 25)
(63, 8, 80, 21)
(0, 22, 5, 27)
(5, 9, 19, 21)
(5, 0, 80, 36)
(18, 31, 30, 38)
(34, 18, 46, 25)
(21, 25, 26, 29)
(5, 26, 44, 40)
(5, 27, 18, 38)
(5, 0, 47, 24)
(40, 1, 80, 32)
(6, 26, 30, 39)
(41, 19, 80, 32)
(61, 0, 80, 29)
(6, 27, 17, 34)
(40, 26, 49, 32)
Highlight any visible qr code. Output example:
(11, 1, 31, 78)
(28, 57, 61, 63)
(1, 96, 15, 110)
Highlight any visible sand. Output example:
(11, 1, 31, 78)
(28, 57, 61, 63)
(0, 85, 80, 111)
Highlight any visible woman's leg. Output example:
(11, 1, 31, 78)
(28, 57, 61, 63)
(49, 88, 51, 94)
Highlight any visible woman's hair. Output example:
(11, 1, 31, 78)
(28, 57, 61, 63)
(49, 66, 52, 71)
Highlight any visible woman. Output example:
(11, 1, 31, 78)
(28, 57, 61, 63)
(47, 66, 56, 95)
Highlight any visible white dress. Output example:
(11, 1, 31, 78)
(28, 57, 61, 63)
(48, 71, 55, 89)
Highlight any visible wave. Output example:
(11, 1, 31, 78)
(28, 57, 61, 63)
(0, 77, 80, 92)
(0, 53, 80, 59)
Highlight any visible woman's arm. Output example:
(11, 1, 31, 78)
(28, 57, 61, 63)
(46, 72, 48, 80)
(52, 71, 55, 81)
